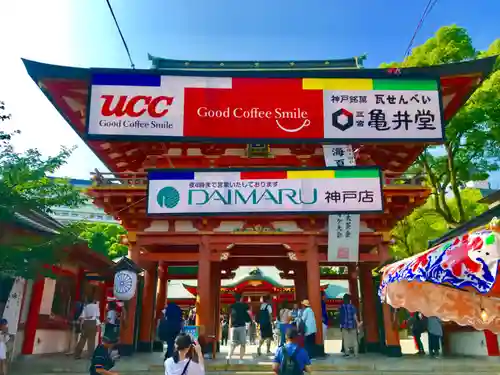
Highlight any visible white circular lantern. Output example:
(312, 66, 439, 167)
(114, 270, 137, 301)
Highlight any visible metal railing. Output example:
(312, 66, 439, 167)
(90, 170, 426, 188)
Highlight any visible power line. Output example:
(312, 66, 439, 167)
(403, 0, 439, 59)
(105, 0, 135, 69)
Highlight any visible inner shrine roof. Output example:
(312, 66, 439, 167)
(173, 266, 349, 299)
(21, 57, 497, 175)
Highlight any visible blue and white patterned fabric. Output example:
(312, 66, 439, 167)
(379, 227, 500, 301)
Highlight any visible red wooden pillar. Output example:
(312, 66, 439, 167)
(382, 303, 402, 357)
(306, 242, 323, 345)
(22, 278, 45, 355)
(138, 263, 157, 351)
(359, 264, 380, 351)
(153, 263, 168, 352)
(348, 266, 360, 311)
(196, 238, 212, 340)
(294, 263, 307, 303)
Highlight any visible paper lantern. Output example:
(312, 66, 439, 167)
(112, 257, 142, 301)
(114, 270, 137, 301)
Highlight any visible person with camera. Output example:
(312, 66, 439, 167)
(164, 333, 205, 375)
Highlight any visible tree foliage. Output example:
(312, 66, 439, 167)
(390, 189, 488, 259)
(0, 101, 87, 277)
(75, 222, 128, 259)
(381, 25, 500, 226)
(320, 266, 347, 275)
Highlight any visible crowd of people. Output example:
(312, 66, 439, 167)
(80, 291, 363, 375)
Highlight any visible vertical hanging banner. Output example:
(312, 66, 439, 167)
(323, 145, 360, 262)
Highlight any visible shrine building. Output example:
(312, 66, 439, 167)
(22, 55, 497, 357)
(165, 266, 347, 315)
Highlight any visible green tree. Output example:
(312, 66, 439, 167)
(381, 25, 500, 226)
(75, 222, 128, 259)
(390, 189, 488, 259)
(320, 266, 347, 275)
(0, 102, 86, 277)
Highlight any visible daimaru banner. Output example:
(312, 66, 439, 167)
(87, 72, 444, 143)
(147, 167, 384, 216)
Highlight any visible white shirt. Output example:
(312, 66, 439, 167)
(80, 303, 100, 322)
(164, 358, 204, 375)
(260, 303, 272, 314)
(279, 308, 291, 324)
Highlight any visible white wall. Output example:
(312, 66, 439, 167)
(39, 278, 55, 315)
(448, 331, 488, 356)
(32, 329, 71, 355)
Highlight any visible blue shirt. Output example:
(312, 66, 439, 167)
(339, 303, 357, 329)
(301, 307, 317, 335)
(321, 300, 328, 325)
(273, 343, 311, 372)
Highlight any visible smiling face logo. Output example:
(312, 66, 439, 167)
(275, 119, 311, 133)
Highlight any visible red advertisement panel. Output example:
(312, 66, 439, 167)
(183, 78, 324, 139)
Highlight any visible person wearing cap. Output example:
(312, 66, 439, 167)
(89, 336, 119, 375)
(300, 300, 317, 359)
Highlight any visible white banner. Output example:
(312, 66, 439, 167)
(1, 277, 25, 334)
(323, 89, 442, 140)
(323, 145, 360, 262)
(147, 168, 383, 215)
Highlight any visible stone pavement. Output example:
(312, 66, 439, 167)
(10, 340, 500, 374)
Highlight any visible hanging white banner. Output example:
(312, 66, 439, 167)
(324, 145, 360, 262)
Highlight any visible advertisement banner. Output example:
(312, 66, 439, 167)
(323, 145, 360, 263)
(147, 167, 383, 216)
(87, 72, 444, 143)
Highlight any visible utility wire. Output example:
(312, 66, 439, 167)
(403, 0, 439, 59)
(105, 0, 136, 69)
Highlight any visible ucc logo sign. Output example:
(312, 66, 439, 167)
(100, 95, 175, 118)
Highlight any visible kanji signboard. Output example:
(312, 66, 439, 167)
(87, 72, 444, 143)
(323, 80, 442, 140)
(323, 145, 360, 263)
(147, 167, 383, 215)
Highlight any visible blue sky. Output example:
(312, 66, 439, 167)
(0, 0, 499, 181)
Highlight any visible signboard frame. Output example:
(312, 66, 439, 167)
(146, 166, 384, 217)
(85, 67, 445, 144)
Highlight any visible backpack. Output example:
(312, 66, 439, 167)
(279, 348, 302, 375)
(259, 304, 271, 326)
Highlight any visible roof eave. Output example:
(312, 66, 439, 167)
(147, 54, 360, 71)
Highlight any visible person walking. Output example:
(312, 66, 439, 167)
(89, 336, 119, 375)
(257, 295, 273, 356)
(339, 294, 360, 358)
(221, 317, 229, 346)
(159, 302, 184, 359)
(320, 292, 329, 344)
(75, 297, 100, 359)
(164, 333, 204, 375)
(300, 300, 317, 359)
(409, 312, 426, 355)
(279, 301, 292, 347)
(227, 294, 251, 364)
(427, 316, 443, 357)
(272, 327, 311, 375)
(104, 302, 119, 342)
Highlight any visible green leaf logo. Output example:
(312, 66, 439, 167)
(157, 186, 180, 209)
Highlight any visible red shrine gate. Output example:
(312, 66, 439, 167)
(21, 54, 496, 357)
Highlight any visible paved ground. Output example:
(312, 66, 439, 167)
(11, 339, 497, 374)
